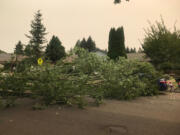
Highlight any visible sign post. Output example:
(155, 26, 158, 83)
(37, 58, 43, 66)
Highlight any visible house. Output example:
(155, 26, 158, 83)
(0, 53, 26, 64)
(93, 51, 150, 62)
(127, 53, 150, 62)
(94, 51, 107, 57)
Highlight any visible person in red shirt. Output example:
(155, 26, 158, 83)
(168, 82, 173, 92)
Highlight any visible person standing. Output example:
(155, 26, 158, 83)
(168, 82, 173, 92)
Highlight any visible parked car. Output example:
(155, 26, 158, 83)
(158, 78, 168, 91)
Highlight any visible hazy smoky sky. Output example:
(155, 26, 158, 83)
(0, 0, 180, 53)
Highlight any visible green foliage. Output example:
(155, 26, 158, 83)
(24, 44, 33, 56)
(0, 73, 27, 95)
(64, 48, 159, 100)
(0, 48, 159, 109)
(142, 18, 180, 72)
(15, 57, 37, 72)
(14, 41, 24, 55)
(3, 61, 14, 71)
(75, 36, 96, 52)
(99, 58, 159, 99)
(108, 27, 127, 60)
(45, 36, 66, 62)
(26, 10, 47, 59)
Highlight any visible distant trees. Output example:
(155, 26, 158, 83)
(45, 36, 66, 62)
(142, 18, 180, 71)
(14, 41, 24, 55)
(125, 47, 136, 53)
(114, 0, 129, 4)
(75, 36, 96, 52)
(108, 27, 127, 59)
(25, 10, 47, 58)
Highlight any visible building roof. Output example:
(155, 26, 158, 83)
(0, 53, 26, 64)
(127, 53, 150, 62)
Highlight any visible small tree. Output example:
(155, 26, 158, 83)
(45, 36, 66, 62)
(26, 10, 47, 59)
(14, 41, 24, 55)
(108, 27, 127, 59)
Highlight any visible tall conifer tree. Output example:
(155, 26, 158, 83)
(108, 27, 127, 59)
(45, 36, 66, 62)
(26, 10, 47, 58)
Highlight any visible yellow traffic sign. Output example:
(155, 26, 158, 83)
(37, 58, 43, 66)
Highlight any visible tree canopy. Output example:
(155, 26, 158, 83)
(108, 27, 127, 59)
(45, 36, 66, 62)
(26, 10, 47, 58)
(142, 18, 180, 72)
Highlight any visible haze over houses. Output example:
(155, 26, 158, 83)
(0, 53, 26, 64)
(0, 51, 150, 65)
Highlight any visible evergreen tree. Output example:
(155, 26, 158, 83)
(75, 40, 81, 47)
(14, 41, 24, 55)
(108, 27, 127, 59)
(86, 36, 96, 52)
(75, 36, 96, 52)
(125, 47, 130, 53)
(26, 10, 47, 58)
(24, 44, 33, 56)
(45, 36, 66, 62)
(80, 38, 86, 48)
